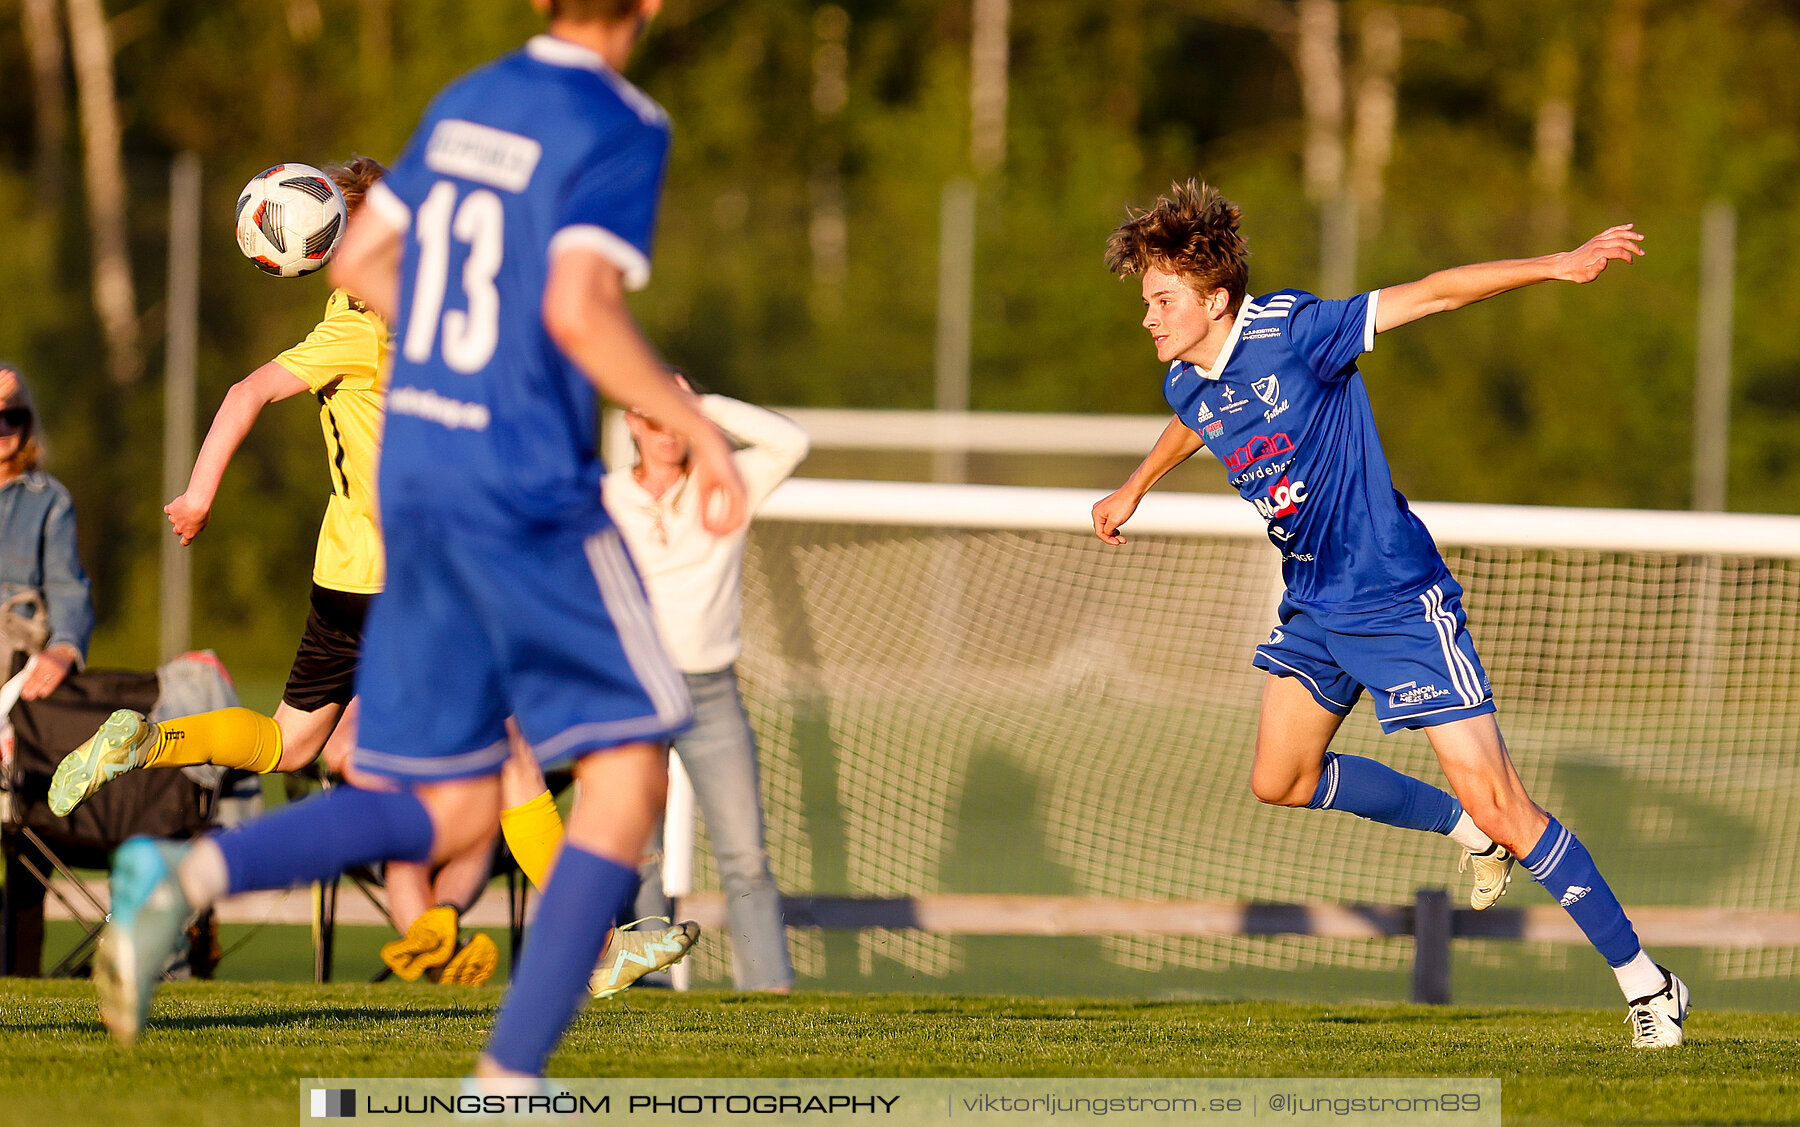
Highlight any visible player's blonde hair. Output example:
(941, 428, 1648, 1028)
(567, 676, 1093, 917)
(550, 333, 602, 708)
(324, 155, 388, 217)
(1105, 180, 1249, 311)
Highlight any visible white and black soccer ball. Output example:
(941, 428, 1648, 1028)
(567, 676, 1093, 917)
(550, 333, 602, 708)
(234, 163, 347, 278)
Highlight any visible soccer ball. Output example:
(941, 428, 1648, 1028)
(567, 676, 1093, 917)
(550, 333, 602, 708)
(234, 163, 347, 278)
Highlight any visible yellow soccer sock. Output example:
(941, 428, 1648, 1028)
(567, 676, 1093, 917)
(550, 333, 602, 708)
(499, 790, 565, 890)
(142, 707, 284, 773)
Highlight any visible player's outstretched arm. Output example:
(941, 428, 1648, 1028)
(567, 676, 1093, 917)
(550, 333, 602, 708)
(1092, 415, 1205, 545)
(166, 361, 309, 545)
(543, 247, 748, 535)
(1375, 223, 1644, 334)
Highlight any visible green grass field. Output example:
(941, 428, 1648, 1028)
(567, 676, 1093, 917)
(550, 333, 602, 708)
(2, 979, 1798, 1127)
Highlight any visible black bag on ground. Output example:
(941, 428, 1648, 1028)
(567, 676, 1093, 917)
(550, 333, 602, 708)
(2, 667, 218, 976)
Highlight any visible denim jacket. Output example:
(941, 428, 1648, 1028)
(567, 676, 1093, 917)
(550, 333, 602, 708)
(0, 468, 94, 662)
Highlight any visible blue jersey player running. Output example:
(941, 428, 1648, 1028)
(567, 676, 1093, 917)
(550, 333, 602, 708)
(93, 0, 746, 1084)
(1094, 181, 1688, 1048)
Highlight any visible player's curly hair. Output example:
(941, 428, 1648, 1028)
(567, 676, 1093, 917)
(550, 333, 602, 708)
(324, 155, 388, 217)
(1105, 180, 1249, 311)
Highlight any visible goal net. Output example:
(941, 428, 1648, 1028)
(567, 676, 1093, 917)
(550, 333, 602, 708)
(677, 479, 1800, 989)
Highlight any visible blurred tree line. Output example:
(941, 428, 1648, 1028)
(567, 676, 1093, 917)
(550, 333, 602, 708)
(1, 0, 1798, 681)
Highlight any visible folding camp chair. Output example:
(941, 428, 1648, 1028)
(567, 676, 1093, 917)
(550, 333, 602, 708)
(0, 659, 237, 977)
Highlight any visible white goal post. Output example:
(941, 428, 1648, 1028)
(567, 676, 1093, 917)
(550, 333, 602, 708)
(759, 478, 1800, 555)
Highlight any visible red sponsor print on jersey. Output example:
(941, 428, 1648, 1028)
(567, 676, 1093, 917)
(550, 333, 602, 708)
(1221, 432, 1295, 473)
(1253, 475, 1308, 519)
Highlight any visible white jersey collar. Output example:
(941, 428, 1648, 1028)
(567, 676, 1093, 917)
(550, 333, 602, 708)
(1192, 304, 1251, 381)
(524, 34, 666, 126)
(526, 34, 609, 72)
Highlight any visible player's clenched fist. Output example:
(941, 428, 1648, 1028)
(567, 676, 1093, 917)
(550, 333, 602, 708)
(164, 493, 211, 545)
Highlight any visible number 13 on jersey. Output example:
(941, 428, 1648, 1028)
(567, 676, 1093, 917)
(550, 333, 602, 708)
(403, 180, 504, 374)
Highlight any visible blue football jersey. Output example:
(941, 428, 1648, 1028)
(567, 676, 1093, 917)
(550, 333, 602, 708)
(366, 35, 671, 532)
(1162, 289, 1450, 613)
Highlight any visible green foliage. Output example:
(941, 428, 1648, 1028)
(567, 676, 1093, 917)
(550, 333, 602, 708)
(3, 1, 1799, 676)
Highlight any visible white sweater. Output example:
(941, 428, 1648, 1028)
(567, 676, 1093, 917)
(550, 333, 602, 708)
(601, 396, 811, 674)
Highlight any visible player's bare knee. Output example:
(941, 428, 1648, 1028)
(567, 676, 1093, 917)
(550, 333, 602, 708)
(1249, 770, 1314, 807)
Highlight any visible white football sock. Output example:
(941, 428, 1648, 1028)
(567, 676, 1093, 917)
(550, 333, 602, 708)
(1447, 812, 1494, 853)
(176, 837, 229, 910)
(1615, 949, 1667, 1001)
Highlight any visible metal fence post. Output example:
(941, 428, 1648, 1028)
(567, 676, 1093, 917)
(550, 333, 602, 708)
(1412, 888, 1452, 1004)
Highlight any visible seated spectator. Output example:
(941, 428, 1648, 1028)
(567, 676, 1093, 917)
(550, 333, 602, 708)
(0, 364, 93, 698)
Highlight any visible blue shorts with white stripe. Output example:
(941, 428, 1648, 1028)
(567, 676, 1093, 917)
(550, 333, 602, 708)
(1252, 577, 1496, 734)
(351, 505, 693, 782)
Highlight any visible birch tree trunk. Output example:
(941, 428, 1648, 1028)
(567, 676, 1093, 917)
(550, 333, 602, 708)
(66, 0, 140, 385)
(1600, 0, 1646, 203)
(1349, 4, 1401, 242)
(1292, 0, 1354, 295)
(1531, 38, 1577, 247)
(810, 4, 850, 321)
(1293, 0, 1345, 205)
(21, 0, 68, 211)
(970, 0, 1010, 177)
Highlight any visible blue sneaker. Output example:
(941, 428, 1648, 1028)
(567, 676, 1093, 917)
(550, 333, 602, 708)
(95, 837, 193, 1046)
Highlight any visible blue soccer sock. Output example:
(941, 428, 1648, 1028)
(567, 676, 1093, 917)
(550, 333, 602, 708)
(486, 844, 637, 1077)
(1307, 752, 1464, 835)
(1520, 814, 1642, 968)
(213, 785, 435, 896)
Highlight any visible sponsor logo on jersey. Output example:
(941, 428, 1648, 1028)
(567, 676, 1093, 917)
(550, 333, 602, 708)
(1268, 524, 1295, 543)
(1263, 399, 1290, 421)
(1387, 681, 1452, 707)
(1232, 458, 1294, 488)
(1194, 400, 1213, 422)
(1222, 432, 1294, 472)
(1253, 374, 1281, 405)
(1254, 476, 1307, 519)
(1283, 551, 1316, 562)
(1220, 386, 1248, 413)
(1203, 419, 1224, 440)
(1243, 325, 1283, 340)
(390, 385, 493, 431)
(1266, 628, 1284, 645)
(1559, 885, 1591, 907)
(425, 119, 543, 192)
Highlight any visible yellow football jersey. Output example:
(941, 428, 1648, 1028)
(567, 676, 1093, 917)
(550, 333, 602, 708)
(273, 289, 388, 594)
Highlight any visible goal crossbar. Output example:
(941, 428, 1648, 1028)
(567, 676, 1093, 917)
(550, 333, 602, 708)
(758, 477, 1800, 556)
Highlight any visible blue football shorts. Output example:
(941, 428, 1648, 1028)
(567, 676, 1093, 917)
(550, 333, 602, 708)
(1251, 578, 1496, 733)
(351, 507, 692, 782)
